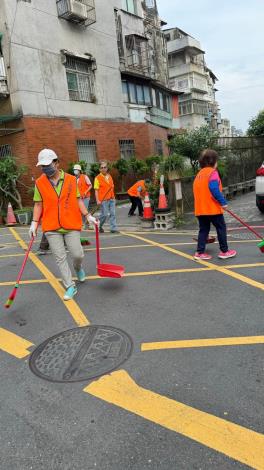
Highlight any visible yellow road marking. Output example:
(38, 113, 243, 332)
(142, 335, 264, 351)
(123, 232, 264, 292)
(85, 370, 264, 469)
(0, 253, 24, 258)
(0, 328, 34, 358)
(0, 279, 48, 286)
(9, 228, 89, 327)
(1, 261, 264, 287)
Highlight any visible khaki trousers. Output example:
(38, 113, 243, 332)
(45, 231, 84, 288)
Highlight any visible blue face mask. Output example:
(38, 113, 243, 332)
(42, 164, 56, 178)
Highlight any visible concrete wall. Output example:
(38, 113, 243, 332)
(1, 0, 127, 119)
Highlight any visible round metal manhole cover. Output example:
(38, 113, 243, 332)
(29, 325, 133, 383)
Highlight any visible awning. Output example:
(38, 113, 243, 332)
(0, 113, 23, 124)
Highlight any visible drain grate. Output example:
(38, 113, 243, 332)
(29, 325, 133, 383)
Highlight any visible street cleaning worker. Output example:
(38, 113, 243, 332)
(94, 160, 119, 233)
(127, 179, 151, 217)
(193, 148, 237, 260)
(73, 164, 92, 228)
(29, 149, 98, 300)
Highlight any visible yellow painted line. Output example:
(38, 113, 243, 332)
(9, 228, 89, 327)
(1, 261, 264, 287)
(0, 253, 24, 258)
(0, 327, 34, 358)
(85, 370, 264, 469)
(226, 262, 264, 269)
(0, 279, 48, 287)
(123, 232, 264, 292)
(142, 335, 264, 351)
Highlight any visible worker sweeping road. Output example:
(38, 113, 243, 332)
(94, 160, 119, 233)
(29, 149, 98, 301)
(193, 148, 237, 260)
(127, 179, 150, 217)
(73, 164, 92, 229)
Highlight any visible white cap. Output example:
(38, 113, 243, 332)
(73, 164, 82, 171)
(36, 149, 58, 167)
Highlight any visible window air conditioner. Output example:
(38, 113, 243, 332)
(68, 0, 88, 21)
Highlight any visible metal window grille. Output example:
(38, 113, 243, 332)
(0, 144, 12, 159)
(119, 140, 135, 160)
(154, 139, 163, 156)
(66, 56, 95, 102)
(77, 140, 97, 167)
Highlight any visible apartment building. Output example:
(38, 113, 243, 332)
(165, 27, 221, 130)
(0, 0, 180, 202)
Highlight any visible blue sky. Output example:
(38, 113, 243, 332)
(158, 0, 264, 131)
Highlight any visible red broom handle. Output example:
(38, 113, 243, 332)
(16, 236, 35, 284)
(95, 224, 101, 265)
(224, 208, 263, 239)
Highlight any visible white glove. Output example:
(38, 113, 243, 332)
(87, 215, 99, 226)
(29, 221, 38, 238)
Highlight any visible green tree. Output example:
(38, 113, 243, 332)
(168, 125, 219, 173)
(128, 157, 148, 177)
(112, 159, 129, 192)
(0, 156, 27, 211)
(247, 110, 264, 136)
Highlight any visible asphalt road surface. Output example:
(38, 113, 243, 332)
(0, 191, 263, 470)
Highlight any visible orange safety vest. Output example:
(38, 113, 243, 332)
(127, 180, 146, 198)
(193, 167, 224, 216)
(95, 173, 115, 201)
(77, 174, 91, 198)
(36, 173, 82, 232)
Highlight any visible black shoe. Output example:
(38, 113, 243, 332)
(128, 213, 135, 217)
(99, 227, 104, 233)
(111, 230, 120, 234)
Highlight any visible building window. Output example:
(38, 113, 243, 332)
(119, 140, 135, 160)
(153, 88, 171, 112)
(0, 144, 12, 159)
(77, 140, 97, 167)
(122, 81, 151, 106)
(122, 0, 137, 15)
(154, 139, 163, 156)
(179, 99, 208, 116)
(65, 56, 95, 102)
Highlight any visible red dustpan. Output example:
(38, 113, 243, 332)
(95, 224, 125, 278)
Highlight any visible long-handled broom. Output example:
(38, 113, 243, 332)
(225, 208, 264, 253)
(4, 234, 36, 308)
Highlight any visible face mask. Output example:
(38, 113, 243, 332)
(74, 170, 80, 176)
(42, 164, 56, 178)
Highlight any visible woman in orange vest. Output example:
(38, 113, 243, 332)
(127, 179, 150, 217)
(73, 164, 92, 228)
(193, 149, 236, 260)
(94, 160, 119, 233)
(29, 149, 98, 301)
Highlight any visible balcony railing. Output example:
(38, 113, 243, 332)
(56, 0, 96, 26)
(167, 36, 204, 56)
(121, 35, 151, 78)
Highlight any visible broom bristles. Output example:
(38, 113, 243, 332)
(4, 285, 18, 309)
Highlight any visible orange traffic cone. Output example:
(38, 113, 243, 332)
(6, 202, 17, 226)
(158, 175, 168, 210)
(142, 191, 154, 220)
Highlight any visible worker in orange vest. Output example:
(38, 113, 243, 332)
(94, 160, 119, 233)
(29, 149, 98, 301)
(193, 148, 236, 260)
(127, 179, 151, 217)
(73, 164, 92, 228)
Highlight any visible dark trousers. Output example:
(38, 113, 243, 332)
(197, 214, 228, 253)
(39, 233, 49, 250)
(128, 196, 143, 216)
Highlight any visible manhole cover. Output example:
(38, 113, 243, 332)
(29, 325, 133, 383)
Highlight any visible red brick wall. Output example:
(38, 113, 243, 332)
(0, 116, 170, 205)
